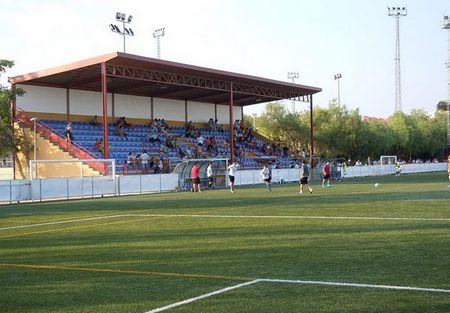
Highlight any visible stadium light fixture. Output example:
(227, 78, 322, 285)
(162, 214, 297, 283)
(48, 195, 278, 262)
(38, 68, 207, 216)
(387, 6, 407, 113)
(110, 11, 134, 53)
(153, 28, 166, 59)
(334, 73, 342, 106)
(287, 72, 300, 113)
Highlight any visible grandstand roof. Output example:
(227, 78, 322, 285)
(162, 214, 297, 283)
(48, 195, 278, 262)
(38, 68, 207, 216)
(9, 52, 321, 106)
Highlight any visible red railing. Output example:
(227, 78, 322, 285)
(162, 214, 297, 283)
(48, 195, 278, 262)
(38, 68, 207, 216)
(15, 110, 107, 174)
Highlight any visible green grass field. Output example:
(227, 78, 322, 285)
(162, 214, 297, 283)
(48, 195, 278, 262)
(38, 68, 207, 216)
(1, 173, 449, 313)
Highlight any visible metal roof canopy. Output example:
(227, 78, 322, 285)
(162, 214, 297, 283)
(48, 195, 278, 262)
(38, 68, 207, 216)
(9, 52, 321, 106)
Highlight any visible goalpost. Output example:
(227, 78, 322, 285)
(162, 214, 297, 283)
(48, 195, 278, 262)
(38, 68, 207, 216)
(29, 159, 116, 180)
(379, 155, 397, 166)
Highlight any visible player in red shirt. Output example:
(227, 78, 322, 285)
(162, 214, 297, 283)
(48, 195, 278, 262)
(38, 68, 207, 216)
(322, 161, 331, 188)
(191, 163, 201, 192)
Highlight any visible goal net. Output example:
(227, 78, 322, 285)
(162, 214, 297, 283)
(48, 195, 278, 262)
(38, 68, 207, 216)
(29, 159, 116, 180)
(379, 155, 397, 166)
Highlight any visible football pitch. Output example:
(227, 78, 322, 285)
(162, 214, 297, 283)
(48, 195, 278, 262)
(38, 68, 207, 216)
(0, 173, 449, 313)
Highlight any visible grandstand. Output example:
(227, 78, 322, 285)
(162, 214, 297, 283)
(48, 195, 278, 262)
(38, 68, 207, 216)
(8, 52, 321, 179)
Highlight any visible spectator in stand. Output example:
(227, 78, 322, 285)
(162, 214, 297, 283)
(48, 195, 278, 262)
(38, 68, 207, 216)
(93, 138, 102, 152)
(301, 149, 306, 160)
(115, 124, 128, 139)
(140, 150, 150, 173)
(89, 115, 100, 126)
(64, 121, 74, 143)
(127, 152, 137, 170)
(208, 118, 215, 131)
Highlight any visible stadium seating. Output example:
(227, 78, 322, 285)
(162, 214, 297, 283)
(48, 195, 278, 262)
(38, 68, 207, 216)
(39, 120, 293, 173)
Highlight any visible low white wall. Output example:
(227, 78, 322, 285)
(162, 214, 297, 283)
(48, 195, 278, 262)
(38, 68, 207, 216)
(0, 164, 446, 204)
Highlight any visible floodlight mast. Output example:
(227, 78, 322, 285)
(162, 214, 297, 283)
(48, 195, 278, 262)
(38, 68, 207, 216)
(387, 6, 407, 113)
(153, 28, 165, 59)
(109, 12, 134, 53)
(442, 15, 450, 145)
(334, 73, 342, 106)
(287, 72, 299, 113)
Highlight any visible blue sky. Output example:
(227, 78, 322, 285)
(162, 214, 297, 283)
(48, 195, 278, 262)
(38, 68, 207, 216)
(1, 0, 449, 117)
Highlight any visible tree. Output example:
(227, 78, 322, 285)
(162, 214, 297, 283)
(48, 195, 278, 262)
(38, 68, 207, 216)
(0, 60, 25, 159)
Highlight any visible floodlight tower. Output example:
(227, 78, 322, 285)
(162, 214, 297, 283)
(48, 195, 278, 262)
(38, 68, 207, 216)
(387, 6, 407, 113)
(442, 15, 450, 145)
(153, 28, 166, 59)
(109, 12, 134, 53)
(287, 72, 300, 113)
(334, 73, 342, 106)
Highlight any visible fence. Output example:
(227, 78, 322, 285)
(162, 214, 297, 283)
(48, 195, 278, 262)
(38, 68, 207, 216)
(0, 163, 446, 204)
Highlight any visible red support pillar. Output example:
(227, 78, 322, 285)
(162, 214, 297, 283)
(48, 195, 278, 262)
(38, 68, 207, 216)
(101, 62, 109, 159)
(309, 96, 314, 168)
(229, 83, 234, 163)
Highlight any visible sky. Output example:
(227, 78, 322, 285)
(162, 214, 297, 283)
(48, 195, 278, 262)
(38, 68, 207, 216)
(1, 0, 449, 118)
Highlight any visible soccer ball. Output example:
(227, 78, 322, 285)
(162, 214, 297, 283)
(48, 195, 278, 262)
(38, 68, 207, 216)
(374, 183, 379, 188)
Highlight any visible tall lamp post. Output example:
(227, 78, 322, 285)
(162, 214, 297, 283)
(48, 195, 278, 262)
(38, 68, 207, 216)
(109, 12, 134, 53)
(387, 6, 407, 113)
(334, 73, 342, 106)
(30, 118, 38, 161)
(153, 28, 166, 59)
(287, 72, 299, 113)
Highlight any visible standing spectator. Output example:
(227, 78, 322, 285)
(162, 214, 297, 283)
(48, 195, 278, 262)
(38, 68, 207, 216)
(191, 162, 201, 192)
(260, 164, 272, 192)
(140, 150, 150, 173)
(89, 115, 99, 126)
(227, 161, 240, 193)
(64, 121, 74, 143)
(299, 160, 313, 194)
(322, 161, 331, 188)
(206, 162, 214, 190)
(127, 152, 137, 170)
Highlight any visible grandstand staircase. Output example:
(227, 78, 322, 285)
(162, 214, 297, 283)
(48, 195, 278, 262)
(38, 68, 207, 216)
(15, 110, 104, 176)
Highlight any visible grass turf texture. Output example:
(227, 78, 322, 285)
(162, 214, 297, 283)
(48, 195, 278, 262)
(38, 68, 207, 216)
(0, 172, 449, 313)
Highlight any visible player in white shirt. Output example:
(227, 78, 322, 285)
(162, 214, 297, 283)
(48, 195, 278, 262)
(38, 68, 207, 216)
(259, 165, 272, 191)
(227, 162, 239, 193)
(206, 162, 214, 190)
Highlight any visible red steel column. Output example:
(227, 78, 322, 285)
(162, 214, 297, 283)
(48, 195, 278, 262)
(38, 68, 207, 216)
(101, 62, 109, 159)
(229, 83, 234, 163)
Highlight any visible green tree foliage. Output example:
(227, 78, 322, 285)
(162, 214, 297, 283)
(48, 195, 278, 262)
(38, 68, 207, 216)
(0, 60, 25, 158)
(251, 100, 447, 162)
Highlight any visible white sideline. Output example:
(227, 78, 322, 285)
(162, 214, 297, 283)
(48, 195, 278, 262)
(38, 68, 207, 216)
(0, 214, 128, 231)
(144, 280, 261, 313)
(2, 213, 449, 231)
(127, 213, 450, 222)
(260, 278, 450, 293)
(144, 278, 450, 313)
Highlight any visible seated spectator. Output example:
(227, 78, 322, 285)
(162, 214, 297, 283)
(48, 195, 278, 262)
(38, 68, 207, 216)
(126, 152, 137, 170)
(115, 124, 128, 139)
(89, 115, 100, 126)
(208, 118, 215, 130)
(93, 138, 102, 152)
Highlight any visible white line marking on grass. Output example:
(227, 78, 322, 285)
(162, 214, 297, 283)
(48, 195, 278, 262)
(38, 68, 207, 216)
(127, 213, 450, 222)
(261, 278, 450, 293)
(144, 279, 261, 313)
(0, 214, 129, 231)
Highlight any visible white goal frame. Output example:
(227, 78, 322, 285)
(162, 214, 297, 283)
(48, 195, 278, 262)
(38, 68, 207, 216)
(29, 159, 116, 180)
(379, 155, 397, 166)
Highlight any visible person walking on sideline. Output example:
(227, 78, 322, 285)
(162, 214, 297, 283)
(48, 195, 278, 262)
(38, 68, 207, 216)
(206, 162, 214, 190)
(299, 160, 313, 194)
(227, 161, 239, 193)
(322, 161, 331, 188)
(260, 164, 272, 191)
(191, 162, 201, 192)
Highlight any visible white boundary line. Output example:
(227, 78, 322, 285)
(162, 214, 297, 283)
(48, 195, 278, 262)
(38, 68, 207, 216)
(144, 280, 261, 313)
(0, 214, 128, 231)
(2, 212, 449, 231)
(126, 213, 450, 222)
(145, 278, 450, 312)
(260, 278, 450, 293)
